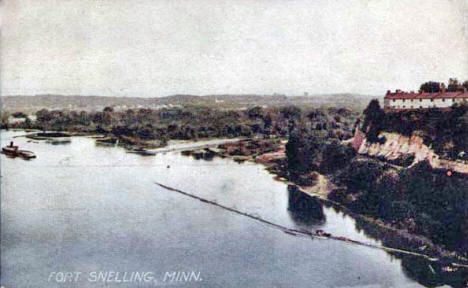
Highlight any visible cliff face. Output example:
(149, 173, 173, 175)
(352, 130, 468, 174)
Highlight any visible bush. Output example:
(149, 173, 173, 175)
(319, 140, 356, 174)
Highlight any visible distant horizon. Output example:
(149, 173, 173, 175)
(1, 92, 380, 98)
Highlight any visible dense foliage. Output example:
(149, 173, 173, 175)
(332, 159, 468, 252)
(286, 120, 357, 178)
(2, 105, 359, 147)
(286, 122, 468, 253)
(286, 98, 468, 253)
(419, 81, 441, 93)
(361, 100, 468, 160)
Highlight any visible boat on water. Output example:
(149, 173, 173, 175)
(126, 147, 156, 156)
(18, 150, 36, 159)
(2, 141, 36, 159)
(25, 132, 73, 144)
(2, 142, 19, 155)
(96, 137, 119, 146)
(45, 138, 72, 145)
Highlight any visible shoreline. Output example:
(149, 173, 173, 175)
(5, 130, 468, 284)
(180, 138, 468, 267)
(7, 128, 466, 264)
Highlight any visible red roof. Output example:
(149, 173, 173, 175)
(384, 91, 468, 100)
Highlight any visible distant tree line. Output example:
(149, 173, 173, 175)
(2, 105, 359, 146)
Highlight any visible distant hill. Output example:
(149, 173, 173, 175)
(1, 93, 378, 113)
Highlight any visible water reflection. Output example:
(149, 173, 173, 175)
(45, 139, 72, 145)
(354, 217, 468, 288)
(183, 149, 468, 287)
(401, 256, 450, 288)
(287, 185, 325, 227)
(181, 149, 216, 161)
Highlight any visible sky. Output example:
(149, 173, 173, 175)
(1, 0, 467, 97)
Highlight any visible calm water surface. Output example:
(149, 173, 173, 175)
(1, 130, 423, 287)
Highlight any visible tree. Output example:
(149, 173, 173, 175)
(362, 100, 386, 143)
(247, 106, 262, 118)
(12, 112, 27, 118)
(452, 105, 468, 156)
(319, 140, 356, 173)
(280, 105, 301, 120)
(263, 113, 272, 130)
(419, 81, 440, 93)
(93, 112, 104, 123)
(286, 122, 322, 176)
(36, 109, 52, 122)
(1, 111, 10, 129)
(23, 116, 32, 128)
(77, 111, 91, 126)
(463, 80, 468, 90)
(103, 106, 114, 113)
(183, 125, 197, 139)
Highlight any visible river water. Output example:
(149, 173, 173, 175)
(0, 130, 426, 287)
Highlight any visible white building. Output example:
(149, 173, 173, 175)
(384, 90, 468, 110)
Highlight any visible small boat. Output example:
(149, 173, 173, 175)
(126, 147, 156, 156)
(26, 132, 72, 141)
(2, 141, 36, 159)
(18, 150, 36, 159)
(2, 146, 18, 155)
(2, 141, 19, 156)
(36, 132, 71, 138)
(96, 137, 118, 144)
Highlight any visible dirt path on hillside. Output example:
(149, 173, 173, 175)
(298, 173, 332, 199)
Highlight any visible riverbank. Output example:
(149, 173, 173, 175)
(180, 138, 468, 285)
(21, 131, 167, 149)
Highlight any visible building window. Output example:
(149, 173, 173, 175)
(419, 99, 422, 102)
(431, 99, 434, 102)
(403, 99, 405, 103)
(442, 99, 445, 102)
